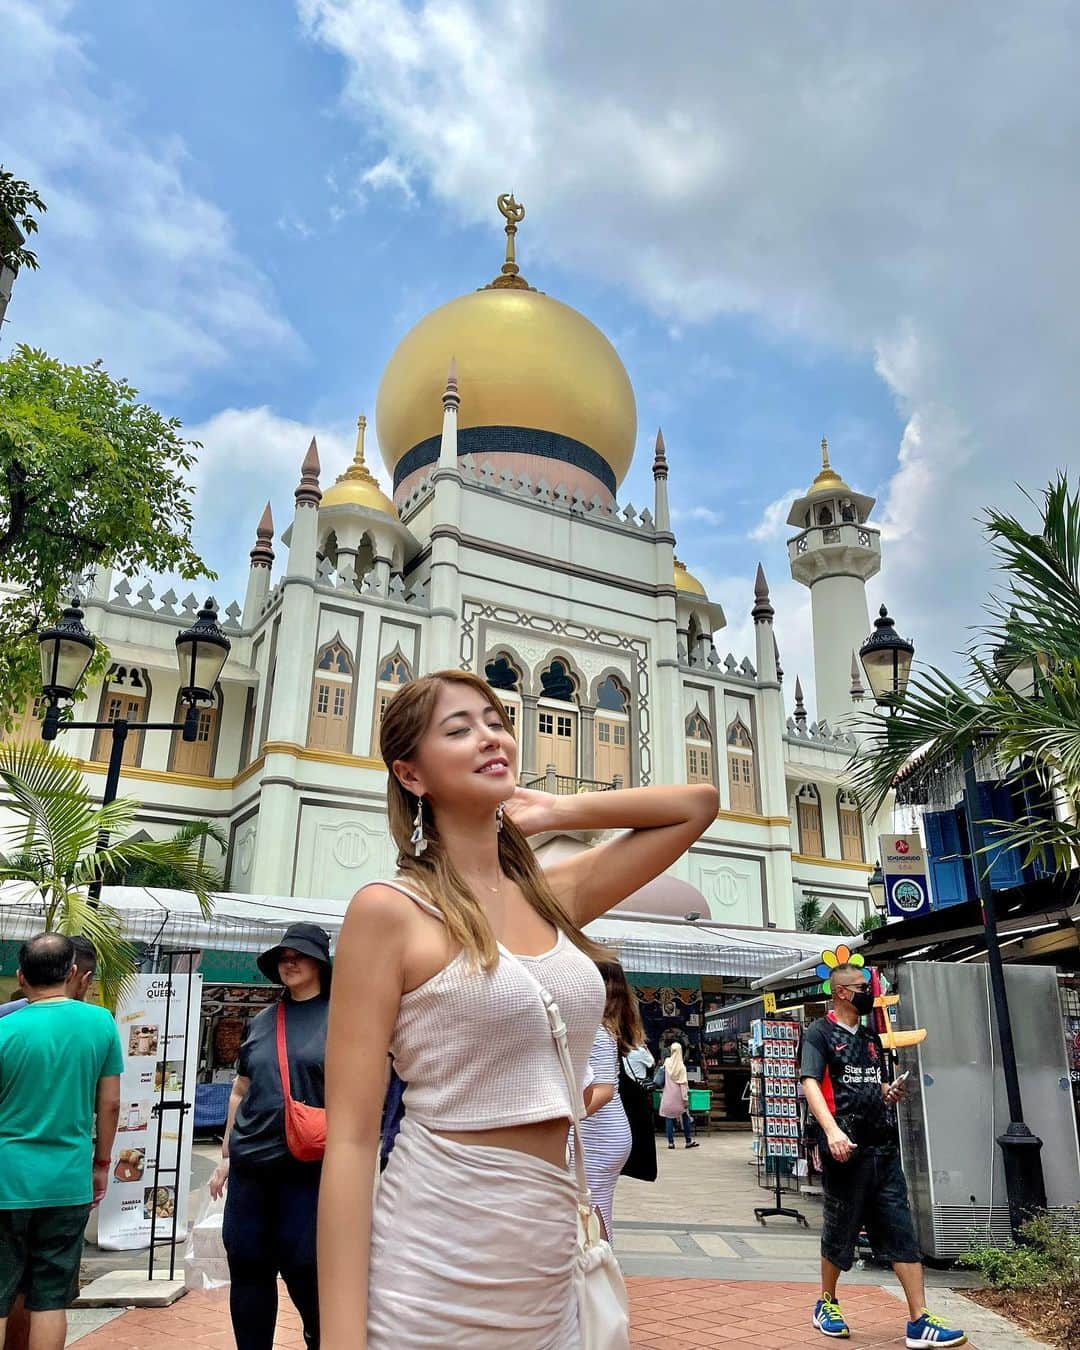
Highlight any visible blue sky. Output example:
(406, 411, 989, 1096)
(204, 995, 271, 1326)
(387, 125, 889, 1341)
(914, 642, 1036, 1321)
(4, 1, 1077, 715)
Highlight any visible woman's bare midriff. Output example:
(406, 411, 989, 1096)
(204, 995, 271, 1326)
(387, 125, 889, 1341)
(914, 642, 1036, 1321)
(435, 1117, 571, 1169)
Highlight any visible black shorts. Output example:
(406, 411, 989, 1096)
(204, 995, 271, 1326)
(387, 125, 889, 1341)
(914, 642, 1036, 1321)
(0, 1205, 90, 1314)
(819, 1149, 921, 1271)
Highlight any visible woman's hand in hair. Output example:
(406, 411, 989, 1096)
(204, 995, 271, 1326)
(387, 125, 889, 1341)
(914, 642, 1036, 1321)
(501, 785, 560, 838)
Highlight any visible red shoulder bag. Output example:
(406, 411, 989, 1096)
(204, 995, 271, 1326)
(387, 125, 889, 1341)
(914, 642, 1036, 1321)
(275, 1002, 327, 1162)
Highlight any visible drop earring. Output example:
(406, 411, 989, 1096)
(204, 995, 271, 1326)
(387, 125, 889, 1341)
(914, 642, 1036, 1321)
(495, 802, 505, 832)
(411, 795, 428, 856)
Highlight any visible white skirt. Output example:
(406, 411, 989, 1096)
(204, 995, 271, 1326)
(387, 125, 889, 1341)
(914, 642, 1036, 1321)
(368, 1116, 581, 1348)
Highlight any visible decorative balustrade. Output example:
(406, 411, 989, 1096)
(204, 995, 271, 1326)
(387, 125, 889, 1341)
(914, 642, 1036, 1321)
(399, 456, 659, 538)
(523, 768, 621, 795)
(107, 578, 242, 631)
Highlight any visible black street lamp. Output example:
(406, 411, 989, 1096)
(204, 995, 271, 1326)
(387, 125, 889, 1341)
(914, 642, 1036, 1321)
(37, 595, 231, 903)
(859, 603, 1046, 1236)
(858, 605, 915, 709)
(867, 860, 886, 916)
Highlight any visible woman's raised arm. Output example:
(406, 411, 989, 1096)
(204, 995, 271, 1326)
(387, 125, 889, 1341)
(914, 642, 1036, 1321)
(506, 781, 718, 926)
(318, 886, 409, 1350)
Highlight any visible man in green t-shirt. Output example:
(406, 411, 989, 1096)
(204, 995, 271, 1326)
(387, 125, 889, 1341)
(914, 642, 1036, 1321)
(0, 933, 123, 1350)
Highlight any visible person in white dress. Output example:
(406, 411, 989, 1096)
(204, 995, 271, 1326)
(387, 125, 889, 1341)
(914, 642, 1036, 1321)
(317, 669, 718, 1349)
(577, 961, 644, 1241)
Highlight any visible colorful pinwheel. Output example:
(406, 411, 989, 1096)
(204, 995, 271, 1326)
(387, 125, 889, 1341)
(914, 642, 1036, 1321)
(814, 944, 868, 995)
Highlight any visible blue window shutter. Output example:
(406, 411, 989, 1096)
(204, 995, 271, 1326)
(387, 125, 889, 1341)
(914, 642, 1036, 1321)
(924, 809, 969, 908)
(972, 782, 1024, 892)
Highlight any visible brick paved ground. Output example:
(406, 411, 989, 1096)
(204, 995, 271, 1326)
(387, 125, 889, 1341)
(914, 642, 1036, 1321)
(70, 1278, 951, 1348)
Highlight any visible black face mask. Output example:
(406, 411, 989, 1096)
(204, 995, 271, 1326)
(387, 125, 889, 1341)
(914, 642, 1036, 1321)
(848, 987, 875, 1017)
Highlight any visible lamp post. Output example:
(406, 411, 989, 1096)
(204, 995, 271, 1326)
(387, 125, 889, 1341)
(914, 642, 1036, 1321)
(859, 603, 1046, 1235)
(867, 860, 886, 918)
(37, 596, 231, 904)
(858, 605, 915, 711)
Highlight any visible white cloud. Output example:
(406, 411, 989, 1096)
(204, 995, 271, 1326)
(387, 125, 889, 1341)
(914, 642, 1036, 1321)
(299, 0, 1080, 676)
(0, 0, 298, 395)
(750, 490, 800, 541)
(132, 406, 390, 611)
(671, 505, 724, 527)
(359, 156, 416, 201)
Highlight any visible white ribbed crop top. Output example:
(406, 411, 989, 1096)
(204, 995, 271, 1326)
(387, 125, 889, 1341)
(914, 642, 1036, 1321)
(376, 879, 605, 1131)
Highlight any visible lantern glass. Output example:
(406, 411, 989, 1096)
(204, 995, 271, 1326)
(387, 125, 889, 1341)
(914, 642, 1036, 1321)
(859, 606, 915, 707)
(37, 601, 96, 700)
(867, 862, 886, 913)
(175, 599, 230, 703)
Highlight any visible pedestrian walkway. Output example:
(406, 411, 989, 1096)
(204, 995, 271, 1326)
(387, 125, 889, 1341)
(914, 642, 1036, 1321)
(67, 1279, 1030, 1348)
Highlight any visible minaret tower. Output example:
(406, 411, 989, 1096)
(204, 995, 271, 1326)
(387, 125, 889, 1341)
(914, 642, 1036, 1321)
(787, 437, 881, 726)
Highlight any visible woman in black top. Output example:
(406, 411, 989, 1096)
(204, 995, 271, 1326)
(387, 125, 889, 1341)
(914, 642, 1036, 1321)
(210, 923, 331, 1350)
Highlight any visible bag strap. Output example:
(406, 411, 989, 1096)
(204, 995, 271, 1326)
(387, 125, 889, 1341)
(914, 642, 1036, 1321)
(275, 1002, 295, 1108)
(497, 947, 592, 1215)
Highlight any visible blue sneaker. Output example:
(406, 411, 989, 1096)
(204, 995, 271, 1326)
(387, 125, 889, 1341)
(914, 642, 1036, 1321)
(906, 1310, 967, 1347)
(813, 1293, 850, 1338)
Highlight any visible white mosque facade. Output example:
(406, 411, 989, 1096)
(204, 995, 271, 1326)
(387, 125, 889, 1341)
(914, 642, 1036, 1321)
(6, 204, 886, 937)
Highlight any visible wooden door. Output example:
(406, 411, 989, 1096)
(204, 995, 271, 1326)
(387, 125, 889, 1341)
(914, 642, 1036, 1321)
(92, 693, 145, 765)
(728, 752, 755, 812)
(309, 678, 350, 751)
(172, 707, 216, 776)
(797, 796, 824, 856)
(1, 697, 44, 743)
(686, 740, 712, 785)
(839, 805, 864, 861)
(537, 707, 577, 777)
(594, 714, 629, 783)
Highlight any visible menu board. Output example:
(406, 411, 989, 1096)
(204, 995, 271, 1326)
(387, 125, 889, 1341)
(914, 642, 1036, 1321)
(760, 1019, 802, 1159)
(97, 974, 202, 1250)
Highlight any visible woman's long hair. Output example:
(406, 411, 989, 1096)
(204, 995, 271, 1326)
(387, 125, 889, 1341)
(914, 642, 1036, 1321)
(379, 669, 607, 972)
(598, 959, 645, 1056)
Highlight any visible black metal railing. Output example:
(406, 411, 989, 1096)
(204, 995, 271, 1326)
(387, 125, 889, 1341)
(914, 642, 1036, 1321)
(524, 769, 621, 795)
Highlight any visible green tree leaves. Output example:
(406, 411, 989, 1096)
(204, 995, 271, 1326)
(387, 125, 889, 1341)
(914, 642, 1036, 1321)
(0, 345, 213, 725)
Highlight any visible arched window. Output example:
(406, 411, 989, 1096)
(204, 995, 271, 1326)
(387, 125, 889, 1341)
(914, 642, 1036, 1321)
(92, 667, 149, 766)
(536, 659, 578, 776)
(371, 649, 412, 753)
(797, 784, 824, 857)
(485, 653, 520, 691)
(817, 504, 834, 526)
(726, 715, 757, 813)
(685, 709, 713, 785)
(837, 790, 865, 862)
(594, 676, 630, 784)
(485, 653, 522, 734)
(308, 637, 355, 752)
(686, 615, 702, 663)
(539, 659, 576, 702)
(170, 690, 220, 777)
(840, 498, 856, 523)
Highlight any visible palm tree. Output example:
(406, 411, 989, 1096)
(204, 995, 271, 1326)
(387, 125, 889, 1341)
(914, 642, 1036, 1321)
(848, 475, 1080, 875)
(0, 740, 220, 1005)
(796, 894, 852, 937)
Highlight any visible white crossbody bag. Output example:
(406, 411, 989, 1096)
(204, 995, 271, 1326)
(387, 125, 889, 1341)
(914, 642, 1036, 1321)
(503, 949, 631, 1349)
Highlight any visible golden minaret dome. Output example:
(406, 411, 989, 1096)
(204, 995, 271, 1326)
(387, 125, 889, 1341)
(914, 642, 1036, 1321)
(320, 415, 398, 517)
(376, 196, 637, 502)
(674, 557, 708, 598)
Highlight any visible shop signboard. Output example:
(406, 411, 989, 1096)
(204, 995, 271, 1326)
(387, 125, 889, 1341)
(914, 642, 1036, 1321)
(878, 833, 932, 919)
(97, 974, 202, 1250)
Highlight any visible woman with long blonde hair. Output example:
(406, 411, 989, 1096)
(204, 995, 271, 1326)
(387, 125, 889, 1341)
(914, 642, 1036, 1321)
(318, 669, 717, 1348)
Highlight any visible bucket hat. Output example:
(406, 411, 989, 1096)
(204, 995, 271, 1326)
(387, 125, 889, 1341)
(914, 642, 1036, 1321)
(257, 923, 333, 984)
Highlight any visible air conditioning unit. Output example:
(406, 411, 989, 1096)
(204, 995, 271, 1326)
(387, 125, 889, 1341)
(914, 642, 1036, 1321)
(894, 961, 1080, 1260)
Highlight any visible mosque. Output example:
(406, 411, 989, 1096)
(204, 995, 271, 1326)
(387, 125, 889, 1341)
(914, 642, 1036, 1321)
(6, 197, 885, 941)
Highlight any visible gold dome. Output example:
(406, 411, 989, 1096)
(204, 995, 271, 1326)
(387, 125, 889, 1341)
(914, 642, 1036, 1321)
(321, 416, 398, 517)
(375, 198, 637, 489)
(674, 558, 708, 598)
